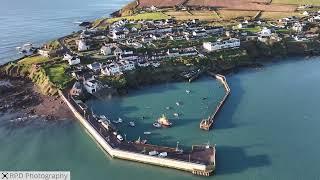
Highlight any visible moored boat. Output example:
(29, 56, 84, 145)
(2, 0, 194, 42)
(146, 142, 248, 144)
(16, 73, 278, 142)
(157, 114, 172, 126)
(129, 121, 135, 127)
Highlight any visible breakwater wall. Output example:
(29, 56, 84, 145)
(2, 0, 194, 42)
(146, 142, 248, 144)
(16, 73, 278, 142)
(200, 73, 230, 130)
(59, 90, 215, 176)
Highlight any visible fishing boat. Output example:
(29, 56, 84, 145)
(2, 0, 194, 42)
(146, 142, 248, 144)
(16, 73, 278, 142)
(176, 102, 181, 106)
(129, 121, 135, 127)
(153, 122, 161, 128)
(186, 90, 190, 94)
(166, 106, 171, 110)
(144, 131, 151, 135)
(118, 117, 123, 123)
(173, 113, 179, 117)
(157, 114, 172, 126)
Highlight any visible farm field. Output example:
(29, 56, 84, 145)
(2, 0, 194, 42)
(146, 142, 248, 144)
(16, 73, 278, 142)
(107, 12, 171, 23)
(186, 0, 297, 12)
(217, 10, 258, 20)
(137, 0, 186, 8)
(272, 0, 320, 5)
(260, 12, 303, 20)
(165, 11, 221, 21)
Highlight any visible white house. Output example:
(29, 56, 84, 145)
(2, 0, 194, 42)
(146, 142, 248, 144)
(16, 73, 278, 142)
(137, 61, 150, 67)
(78, 40, 89, 51)
(113, 47, 123, 56)
(260, 27, 272, 37)
(203, 38, 240, 52)
(38, 49, 50, 57)
(63, 53, 80, 65)
(101, 63, 121, 76)
(68, 56, 81, 65)
(111, 31, 126, 40)
(192, 30, 207, 37)
(84, 79, 98, 94)
(292, 22, 303, 32)
(119, 60, 135, 71)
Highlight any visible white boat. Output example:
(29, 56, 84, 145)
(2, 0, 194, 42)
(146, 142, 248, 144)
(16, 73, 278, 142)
(118, 118, 123, 123)
(176, 102, 180, 106)
(166, 106, 171, 110)
(153, 122, 161, 128)
(99, 115, 107, 119)
(173, 113, 179, 117)
(129, 121, 135, 127)
(112, 120, 120, 124)
(186, 90, 190, 94)
(144, 131, 151, 135)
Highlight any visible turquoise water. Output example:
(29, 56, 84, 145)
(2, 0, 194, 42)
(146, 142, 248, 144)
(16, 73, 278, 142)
(0, 0, 131, 64)
(1, 57, 320, 179)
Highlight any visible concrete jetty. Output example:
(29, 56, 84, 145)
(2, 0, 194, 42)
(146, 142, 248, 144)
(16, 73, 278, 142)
(200, 73, 231, 130)
(59, 90, 216, 176)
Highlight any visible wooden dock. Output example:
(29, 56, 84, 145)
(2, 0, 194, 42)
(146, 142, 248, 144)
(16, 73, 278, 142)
(200, 73, 231, 130)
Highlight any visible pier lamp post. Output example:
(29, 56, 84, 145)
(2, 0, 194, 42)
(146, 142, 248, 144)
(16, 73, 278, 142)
(176, 141, 180, 152)
(124, 134, 127, 141)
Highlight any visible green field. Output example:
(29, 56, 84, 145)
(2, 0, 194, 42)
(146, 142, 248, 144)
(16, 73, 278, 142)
(260, 12, 303, 20)
(44, 63, 73, 89)
(18, 56, 49, 65)
(272, 0, 320, 5)
(107, 12, 171, 23)
(165, 10, 220, 21)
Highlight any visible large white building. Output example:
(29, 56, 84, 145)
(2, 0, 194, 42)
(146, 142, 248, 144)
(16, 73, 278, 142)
(203, 38, 240, 52)
(63, 53, 80, 65)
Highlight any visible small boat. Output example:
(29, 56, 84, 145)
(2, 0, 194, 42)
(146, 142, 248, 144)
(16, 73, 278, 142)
(129, 121, 135, 127)
(144, 131, 152, 135)
(166, 106, 171, 110)
(176, 102, 181, 106)
(202, 97, 208, 100)
(186, 90, 190, 94)
(112, 120, 120, 124)
(157, 114, 172, 126)
(118, 118, 123, 123)
(153, 122, 161, 128)
(173, 113, 179, 117)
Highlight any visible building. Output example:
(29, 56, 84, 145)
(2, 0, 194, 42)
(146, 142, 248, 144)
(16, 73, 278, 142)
(70, 81, 83, 96)
(203, 38, 240, 52)
(119, 60, 135, 71)
(101, 45, 112, 55)
(113, 47, 123, 56)
(192, 30, 207, 37)
(292, 22, 304, 32)
(63, 53, 80, 65)
(87, 62, 101, 72)
(205, 26, 224, 34)
(84, 79, 98, 94)
(38, 49, 50, 57)
(111, 31, 126, 40)
(101, 63, 121, 76)
(78, 40, 89, 51)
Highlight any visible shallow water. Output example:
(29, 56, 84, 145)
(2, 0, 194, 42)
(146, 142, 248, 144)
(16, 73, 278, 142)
(1, 57, 320, 179)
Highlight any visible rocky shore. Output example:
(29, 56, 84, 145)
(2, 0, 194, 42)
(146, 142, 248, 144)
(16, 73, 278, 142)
(0, 75, 73, 120)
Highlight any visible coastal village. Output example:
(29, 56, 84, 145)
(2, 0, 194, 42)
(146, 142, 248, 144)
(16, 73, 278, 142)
(35, 6, 320, 97)
(2, 0, 320, 176)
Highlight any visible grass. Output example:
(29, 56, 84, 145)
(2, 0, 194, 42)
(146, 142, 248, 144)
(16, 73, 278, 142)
(18, 56, 49, 65)
(218, 10, 258, 20)
(107, 12, 171, 23)
(241, 26, 262, 33)
(165, 10, 220, 21)
(260, 12, 302, 20)
(44, 63, 73, 89)
(272, 0, 320, 5)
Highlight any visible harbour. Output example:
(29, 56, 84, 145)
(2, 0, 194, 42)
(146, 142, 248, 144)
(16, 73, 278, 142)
(59, 88, 217, 176)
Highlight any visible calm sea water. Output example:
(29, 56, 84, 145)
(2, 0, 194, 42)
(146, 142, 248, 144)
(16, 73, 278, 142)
(0, 0, 131, 65)
(1, 57, 320, 179)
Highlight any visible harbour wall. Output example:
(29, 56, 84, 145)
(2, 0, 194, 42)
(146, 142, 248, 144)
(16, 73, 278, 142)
(59, 90, 212, 175)
(200, 73, 230, 130)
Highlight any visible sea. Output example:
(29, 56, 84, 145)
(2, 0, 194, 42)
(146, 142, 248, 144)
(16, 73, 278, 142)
(1, 1, 320, 180)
